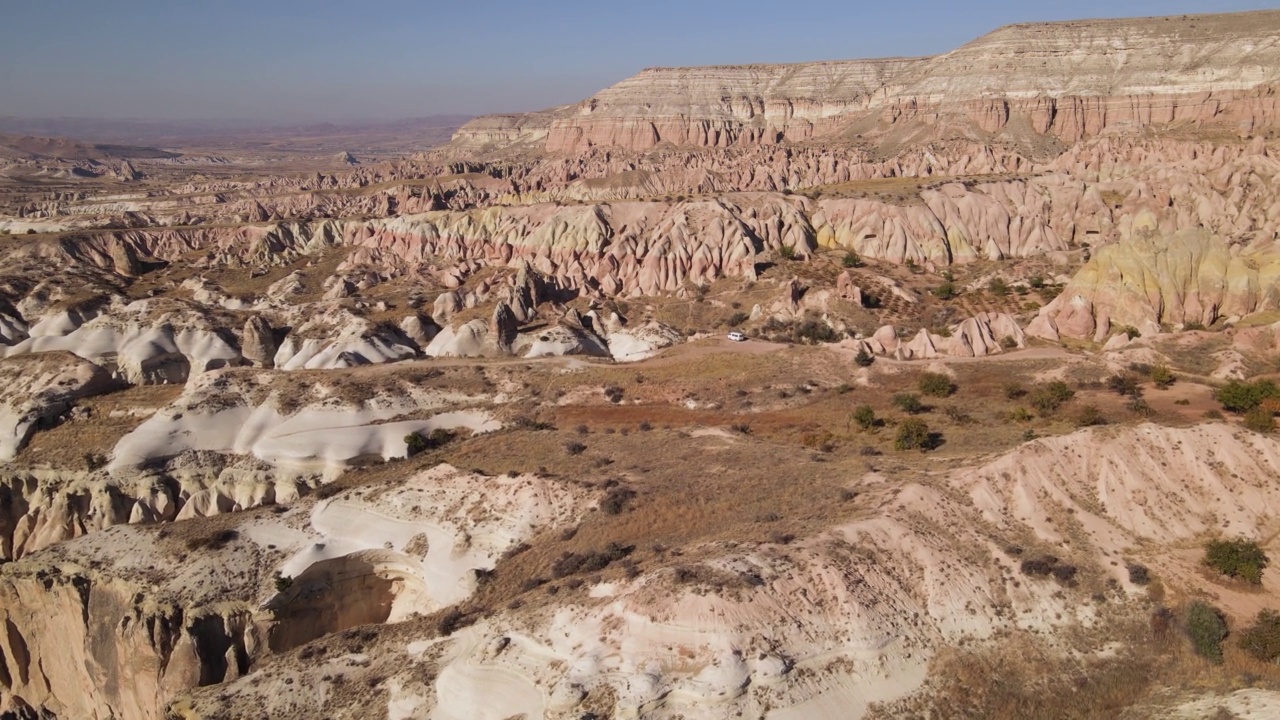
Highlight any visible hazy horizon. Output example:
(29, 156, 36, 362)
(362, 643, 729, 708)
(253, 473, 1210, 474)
(3, 0, 1278, 123)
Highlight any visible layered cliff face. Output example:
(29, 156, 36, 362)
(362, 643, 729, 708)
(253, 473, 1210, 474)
(0, 545, 264, 720)
(543, 58, 922, 153)
(455, 10, 1280, 155)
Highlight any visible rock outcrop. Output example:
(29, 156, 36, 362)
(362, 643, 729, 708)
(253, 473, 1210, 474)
(0, 353, 115, 461)
(1029, 229, 1280, 339)
(240, 315, 276, 368)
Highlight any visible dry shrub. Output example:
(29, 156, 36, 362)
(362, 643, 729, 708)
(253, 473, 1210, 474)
(1238, 610, 1280, 662)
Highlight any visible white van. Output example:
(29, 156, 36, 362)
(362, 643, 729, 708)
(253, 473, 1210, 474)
(727, 331, 747, 342)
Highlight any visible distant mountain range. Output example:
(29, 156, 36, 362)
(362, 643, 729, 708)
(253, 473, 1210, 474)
(0, 115, 472, 154)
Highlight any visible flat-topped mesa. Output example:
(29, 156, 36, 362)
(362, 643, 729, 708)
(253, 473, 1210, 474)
(890, 10, 1280, 140)
(543, 57, 924, 153)
(455, 9, 1280, 155)
(449, 107, 573, 152)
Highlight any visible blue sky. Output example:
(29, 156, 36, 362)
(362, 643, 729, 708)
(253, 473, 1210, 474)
(1, 0, 1276, 121)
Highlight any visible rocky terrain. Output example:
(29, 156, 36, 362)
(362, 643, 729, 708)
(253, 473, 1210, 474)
(3, 7, 1280, 720)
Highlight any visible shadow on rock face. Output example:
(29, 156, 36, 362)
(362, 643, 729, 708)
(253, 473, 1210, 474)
(264, 548, 428, 653)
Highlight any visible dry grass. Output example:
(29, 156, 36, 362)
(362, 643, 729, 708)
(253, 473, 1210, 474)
(872, 608, 1280, 719)
(18, 383, 184, 469)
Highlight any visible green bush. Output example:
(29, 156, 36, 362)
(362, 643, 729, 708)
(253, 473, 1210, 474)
(274, 573, 293, 593)
(1216, 379, 1280, 413)
(1204, 538, 1269, 584)
(919, 372, 957, 398)
(895, 419, 933, 451)
(854, 347, 875, 367)
(779, 245, 796, 261)
(1185, 601, 1228, 664)
(988, 278, 1010, 297)
(853, 404, 878, 431)
(842, 251, 862, 268)
(793, 320, 839, 344)
(935, 281, 957, 300)
(726, 311, 749, 327)
(892, 393, 926, 414)
(1238, 609, 1280, 662)
(405, 427, 459, 457)
(1029, 381, 1075, 415)
(1028, 276, 1046, 289)
(1245, 407, 1276, 433)
(405, 432, 428, 456)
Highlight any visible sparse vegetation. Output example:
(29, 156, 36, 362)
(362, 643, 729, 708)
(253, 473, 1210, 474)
(1244, 407, 1275, 433)
(600, 486, 637, 515)
(1003, 382, 1027, 400)
(1106, 373, 1142, 397)
(1149, 364, 1176, 389)
(1005, 406, 1034, 423)
(1029, 380, 1075, 415)
(842, 251, 862, 268)
(1238, 609, 1280, 662)
(987, 278, 1009, 297)
(564, 441, 587, 456)
(1018, 555, 1076, 583)
(1215, 379, 1280, 413)
(1075, 404, 1107, 427)
(778, 245, 796, 261)
(854, 347, 875, 367)
(511, 415, 556, 431)
(1203, 538, 1269, 584)
(551, 542, 634, 578)
(935, 281, 957, 300)
(404, 428, 456, 457)
(792, 319, 839, 344)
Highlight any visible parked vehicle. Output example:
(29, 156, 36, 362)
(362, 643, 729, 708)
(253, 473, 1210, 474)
(727, 331, 747, 342)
